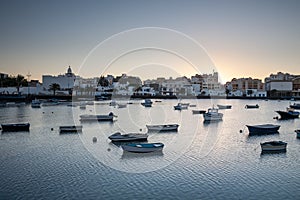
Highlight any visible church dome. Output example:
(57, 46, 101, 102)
(67, 66, 72, 74)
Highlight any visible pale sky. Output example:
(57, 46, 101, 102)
(0, 0, 299, 83)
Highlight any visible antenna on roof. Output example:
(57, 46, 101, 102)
(26, 72, 31, 81)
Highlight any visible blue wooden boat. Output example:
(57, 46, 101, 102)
(246, 124, 280, 135)
(1, 123, 30, 132)
(121, 143, 164, 153)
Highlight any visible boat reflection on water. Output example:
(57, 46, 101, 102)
(203, 120, 222, 126)
(110, 141, 145, 147)
(260, 150, 287, 157)
(121, 150, 164, 159)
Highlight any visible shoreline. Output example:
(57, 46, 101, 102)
(0, 94, 298, 102)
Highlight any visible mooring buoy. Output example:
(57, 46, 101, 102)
(92, 137, 97, 142)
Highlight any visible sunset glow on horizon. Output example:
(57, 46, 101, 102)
(0, 0, 299, 83)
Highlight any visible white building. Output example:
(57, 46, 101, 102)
(42, 66, 77, 91)
(110, 74, 142, 96)
(191, 72, 224, 96)
(265, 81, 292, 91)
(201, 72, 221, 90)
(136, 86, 156, 96)
(264, 72, 294, 98)
(160, 77, 194, 96)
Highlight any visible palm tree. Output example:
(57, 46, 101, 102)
(49, 83, 60, 96)
(225, 88, 230, 97)
(98, 76, 109, 87)
(16, 74, 25, 95)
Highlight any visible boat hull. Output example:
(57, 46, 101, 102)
(217, 105, 232, 109)
(121, 143, 164, 153)
(141, 103, 152, 107)
(31, 99, 41, 108)
(1, 123, 30, 132)
(290, 104, 300, 109)
(203, 107, 223, 121)
(245, 105, 259, 109)
(260, 141, 287, 152)
(80, 114, 114, 122)
(31, 104, 41, 108)
(295, 130, 300, 138)
(203, 114, 223, 121)
(59, 126, 83, 133)
(174, 106, 188, 110)
(246, 124, 280, 135)
(141, 99, 153, 107)
(276, 111, 299, 119)
(108, 133, 148, 142)
(146, 124, 179, 132)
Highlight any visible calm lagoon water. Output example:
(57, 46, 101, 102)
(1, 99, 300, 199)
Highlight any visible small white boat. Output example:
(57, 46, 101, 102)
(217, 104, 232, 109)
(295, 130, 300, 138)
(80, 112, 116, 122)
(246, 124, 280, 135)
(31, 99, 41, 108)
(174, 103, 188, 110)
(141, 99, 153, 107)
(146, 124, 179, 132)
(260, 141, 287, 152)
(121, 143, 164, 153)
(59, 125, 83, 133)
(108, 132, 148, 142)
(203, 107, 223, 121)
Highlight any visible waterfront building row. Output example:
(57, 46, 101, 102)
(1, 67, 300, 98)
